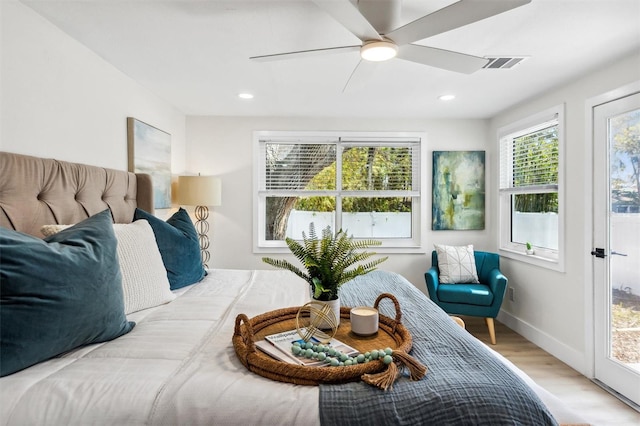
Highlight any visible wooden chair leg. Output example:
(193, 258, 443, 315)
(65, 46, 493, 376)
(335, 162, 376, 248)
(450, 316, 465, 329)
(485, 317, 497, 345)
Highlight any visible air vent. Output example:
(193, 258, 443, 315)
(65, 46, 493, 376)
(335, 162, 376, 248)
(483, 57, 527, 69)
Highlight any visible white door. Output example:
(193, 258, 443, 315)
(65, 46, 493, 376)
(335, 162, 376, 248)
(592, 90, 640, 407)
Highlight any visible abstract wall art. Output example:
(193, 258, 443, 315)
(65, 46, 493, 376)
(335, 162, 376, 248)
(432, 150, 485, 230)
(127, 117, 172, 209)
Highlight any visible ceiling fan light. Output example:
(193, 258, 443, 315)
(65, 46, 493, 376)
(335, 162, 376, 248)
(360, 41, 398, 62)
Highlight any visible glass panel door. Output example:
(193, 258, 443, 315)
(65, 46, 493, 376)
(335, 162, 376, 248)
(593, 92, 640, 406)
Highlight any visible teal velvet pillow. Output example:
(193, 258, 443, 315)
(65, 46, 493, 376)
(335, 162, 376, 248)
(0, 209, 135, 377)
(133, 208, 206, 290)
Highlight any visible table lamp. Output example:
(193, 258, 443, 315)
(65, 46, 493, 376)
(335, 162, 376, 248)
(177, 175, 222, 268)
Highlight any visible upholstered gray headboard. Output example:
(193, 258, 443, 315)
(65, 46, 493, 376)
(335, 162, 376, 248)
(0, 152, 154, 237)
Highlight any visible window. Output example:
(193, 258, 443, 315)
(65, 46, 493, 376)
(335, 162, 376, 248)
(498, 105, 564, 270)
(254, 131, 426, 252)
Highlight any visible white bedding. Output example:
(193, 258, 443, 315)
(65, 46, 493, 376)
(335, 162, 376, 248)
(0, 269, 586, 425)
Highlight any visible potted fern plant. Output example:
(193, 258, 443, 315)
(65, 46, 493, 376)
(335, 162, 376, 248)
(262, 223, 388, 326)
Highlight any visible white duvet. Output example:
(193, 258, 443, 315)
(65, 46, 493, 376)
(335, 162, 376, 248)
(0, 269, 586, 425)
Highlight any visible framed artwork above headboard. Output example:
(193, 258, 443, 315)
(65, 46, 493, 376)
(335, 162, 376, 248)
(127, 117, 171, 209)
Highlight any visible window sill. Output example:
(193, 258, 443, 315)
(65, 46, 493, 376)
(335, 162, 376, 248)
(499, 247, 565, 272)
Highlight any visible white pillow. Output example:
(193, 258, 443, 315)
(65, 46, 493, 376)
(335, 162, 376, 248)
(41, 220, 175, 314)
(113, 221, 176, 314)
(434, 244, 480, 284)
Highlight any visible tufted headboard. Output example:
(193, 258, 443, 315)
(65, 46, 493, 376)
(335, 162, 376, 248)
(0, 152, 154, 237)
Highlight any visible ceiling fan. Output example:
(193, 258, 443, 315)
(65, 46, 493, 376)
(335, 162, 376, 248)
(250, 0, 531, 90)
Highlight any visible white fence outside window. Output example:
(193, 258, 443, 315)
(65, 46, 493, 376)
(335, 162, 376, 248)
(610, 214, 640, 296)
(286, 210, 412, 239)
(512, 212, 559, 249)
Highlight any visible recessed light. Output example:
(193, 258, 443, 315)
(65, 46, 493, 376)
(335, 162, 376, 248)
(238, 93, 254, 99)
(438, 94, 456, 101)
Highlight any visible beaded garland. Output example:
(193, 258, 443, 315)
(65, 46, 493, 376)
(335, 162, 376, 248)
(291, 341, 394, 367)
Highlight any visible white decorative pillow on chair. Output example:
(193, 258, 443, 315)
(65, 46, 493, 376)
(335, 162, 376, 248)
(434, 244, 480, 284)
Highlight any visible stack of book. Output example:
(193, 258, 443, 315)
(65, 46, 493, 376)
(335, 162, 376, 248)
(256, 328, 359, 366)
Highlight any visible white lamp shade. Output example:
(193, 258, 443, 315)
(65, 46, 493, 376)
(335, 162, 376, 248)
(177, 175, 222, 206)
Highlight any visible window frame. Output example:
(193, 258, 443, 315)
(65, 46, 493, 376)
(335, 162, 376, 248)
(253, 130, 427, 254)
(497, 105, 565, 271)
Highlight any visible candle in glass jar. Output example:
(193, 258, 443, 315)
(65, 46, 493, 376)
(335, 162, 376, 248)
(350, 306, 379, 336)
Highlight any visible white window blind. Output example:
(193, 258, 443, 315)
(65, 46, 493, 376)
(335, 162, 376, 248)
(340, 142, 420, 193)
(260, 138, 421, 193)
(500, 117, 559, 193)
(262, 143, 336, 191)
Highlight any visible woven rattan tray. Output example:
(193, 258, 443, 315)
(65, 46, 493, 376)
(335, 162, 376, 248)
(233, 293, 415, 386)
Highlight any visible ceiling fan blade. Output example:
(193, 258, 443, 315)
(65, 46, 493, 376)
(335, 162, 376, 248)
(386, 0, 531, 46)
(396, 44, 489, 74)
(311, 0, 382, 42)
(342, 60, 378, 93)
(356, 0, 401, 35)
(250, 45, 360, 62)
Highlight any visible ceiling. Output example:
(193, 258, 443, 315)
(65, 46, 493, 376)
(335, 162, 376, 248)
(21, 0, 640, 119)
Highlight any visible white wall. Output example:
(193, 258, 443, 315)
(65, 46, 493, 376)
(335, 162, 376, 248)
(489, 52, 640, 374)
(185, 116, 490, 291)
(0, 1, 186, 174)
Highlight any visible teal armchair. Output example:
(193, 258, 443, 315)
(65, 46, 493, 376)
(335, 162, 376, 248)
(425, 250, 508, 344)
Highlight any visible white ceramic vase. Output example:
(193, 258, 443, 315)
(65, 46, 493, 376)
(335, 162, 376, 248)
(310, 298, 341, 329)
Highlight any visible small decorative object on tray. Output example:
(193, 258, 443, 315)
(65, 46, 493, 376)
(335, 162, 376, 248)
(295, 300, 340, 342)
(350, 306, 379, 336)
(257, 327, 359, 367)
(233, 293, 427, 390)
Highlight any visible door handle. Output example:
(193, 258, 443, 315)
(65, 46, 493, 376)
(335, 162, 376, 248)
(611, 251, 628, 257)
(591, 248, 606, 258)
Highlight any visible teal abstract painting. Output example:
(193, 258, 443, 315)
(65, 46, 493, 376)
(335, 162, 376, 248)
(432, 151, 485, 230)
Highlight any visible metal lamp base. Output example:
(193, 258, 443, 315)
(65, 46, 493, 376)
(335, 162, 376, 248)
(194, 205, 210, 268)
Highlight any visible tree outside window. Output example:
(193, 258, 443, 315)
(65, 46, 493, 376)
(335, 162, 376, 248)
(611, 109, 640, 213)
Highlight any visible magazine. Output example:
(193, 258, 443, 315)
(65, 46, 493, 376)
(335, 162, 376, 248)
(254, 340, 300, 365)
(260, 328, 359, 366)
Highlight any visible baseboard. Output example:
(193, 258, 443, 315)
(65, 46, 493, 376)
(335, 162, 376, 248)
(497, 310, 588, 375)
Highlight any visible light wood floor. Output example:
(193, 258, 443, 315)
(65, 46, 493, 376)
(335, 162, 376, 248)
(462, 316, 640, 426)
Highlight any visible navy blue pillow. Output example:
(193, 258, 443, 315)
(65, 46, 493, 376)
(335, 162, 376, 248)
(0, 209, 135, 377)
(133, 208, 206, 290)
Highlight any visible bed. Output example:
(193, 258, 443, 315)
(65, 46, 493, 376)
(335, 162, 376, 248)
(0, 152, 589, 425)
